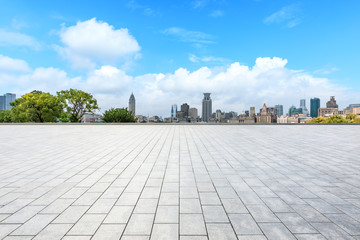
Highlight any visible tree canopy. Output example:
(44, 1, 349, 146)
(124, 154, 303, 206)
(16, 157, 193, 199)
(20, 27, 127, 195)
(308, 114, 360, 123)
(57, 89, 99, 122)
(10, 91, 63, 122)
(0, 110, 13, 123)
(102, 108, 136, 123)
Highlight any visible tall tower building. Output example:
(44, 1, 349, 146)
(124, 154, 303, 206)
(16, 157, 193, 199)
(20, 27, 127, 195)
(181, 103, 190, 118)
(274, 104, 283, 116)
(300, 99, 309, 116)
(0, 93, 16, 110)
(202, 93, 212, 122)
(129, 93, 135, 115)
(0, 95, 5, 111)
(171, 104, 177, 118)
(310, 98, 320, 118)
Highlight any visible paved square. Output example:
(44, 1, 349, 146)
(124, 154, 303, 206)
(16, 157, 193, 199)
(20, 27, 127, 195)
(0, 125, 359, 239)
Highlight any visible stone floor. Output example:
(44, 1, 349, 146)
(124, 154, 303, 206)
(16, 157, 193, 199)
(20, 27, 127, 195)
(0, 125, 359, 240)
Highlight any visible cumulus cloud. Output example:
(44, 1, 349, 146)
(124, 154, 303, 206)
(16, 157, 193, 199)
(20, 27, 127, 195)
(0, 54, 31, 73)
(1, 55, 358, 117)
(0, 29, 40, 49)
(55, 18, 141, 69)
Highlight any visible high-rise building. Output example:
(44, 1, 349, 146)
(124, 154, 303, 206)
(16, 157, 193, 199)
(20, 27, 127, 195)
(274, 104, 283, 116)
(0, 93, 16, 110)
(171, 104, 177, 118)
(181, 103, 190, 118)
(0, 95, 5, 110)
(215, 109, 222, 121)
(326, 96, 338, 108)
(189, 107, 198, 120)
(288, 105, 297, 116)
(202, 93, 212, 122)
(129, 93, 135, 115)
(310, 98, 320, 118)
(250, 107, 255, 118)
(300, 99, 309, 116)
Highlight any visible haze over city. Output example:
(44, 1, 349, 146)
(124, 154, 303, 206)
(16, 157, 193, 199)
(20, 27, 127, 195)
(1, 0, 359, 116)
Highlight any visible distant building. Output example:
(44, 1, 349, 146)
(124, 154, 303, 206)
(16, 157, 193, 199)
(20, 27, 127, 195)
(230, 113, 255, 124)
(318, 96, 341, 117)
(256, 103, 273, 123)
(202, 93, 212, 122)
(181, 103, 190, 118)
(0, 93, 16, 110)
(274, 104, 283, 116)
(318, 108, 339, 117)
(289, 105, 302, 116)
(345, 103, 360, 110)
(215, 109, 222, 121)
(310, 98, 320, 118)
(300, 99, 309, 116)
(129, 93, 135, 116)
(326, 96, 338, 108)
(277, 116, 288, 124)
(171, 104, 177, 118)
(82, 113, 103, 123)
(244, 110, 249, 116)
(189, 107, 198, 120)
(250, 107, 255, 118)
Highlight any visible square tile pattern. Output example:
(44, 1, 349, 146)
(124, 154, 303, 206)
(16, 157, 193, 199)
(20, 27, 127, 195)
(0, 125, 359, 239)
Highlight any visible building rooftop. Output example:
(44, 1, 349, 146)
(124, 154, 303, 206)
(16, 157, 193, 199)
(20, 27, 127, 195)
(0, 125, 359, 239)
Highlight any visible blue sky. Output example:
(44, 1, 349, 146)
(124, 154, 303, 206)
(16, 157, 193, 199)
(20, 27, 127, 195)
(0, 0, 359, 116)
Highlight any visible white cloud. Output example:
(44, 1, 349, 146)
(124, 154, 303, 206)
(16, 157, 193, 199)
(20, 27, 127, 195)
(1, 55, 358, 117)
(264, 4, 301, 28)
(189, 54, 229, 64)
(0, 29, 40, 49)
(314, 66, 339, 75)
(209, 10, 224, 17)
(0, 54, 31, 73)
(162, 27, 215, 44)
(56, 18, 141, 69)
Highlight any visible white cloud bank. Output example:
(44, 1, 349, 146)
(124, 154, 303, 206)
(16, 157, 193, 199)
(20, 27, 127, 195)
(55, 18, 141, 69)
(1, 55, 358, 117)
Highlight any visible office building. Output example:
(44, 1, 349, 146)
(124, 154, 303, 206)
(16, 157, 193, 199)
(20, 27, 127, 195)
(189, 107, 198, 120)
(300, 99, 309, 116)
(181, 103, 190, 118)
(310, 98, 320, 118)
(129, 93, 135, 116)
(171, 104, 177, 118)
(0, 93, 16, 110)
(202, 93, 212, 122)
(274, 104, 283, 116)
(215, 109, 222, 121)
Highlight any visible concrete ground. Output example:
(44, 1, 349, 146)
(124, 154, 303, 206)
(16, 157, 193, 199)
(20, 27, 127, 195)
(0, 125, 359, 240)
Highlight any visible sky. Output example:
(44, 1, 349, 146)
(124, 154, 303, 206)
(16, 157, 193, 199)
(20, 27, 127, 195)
(0, 0, 359, 117)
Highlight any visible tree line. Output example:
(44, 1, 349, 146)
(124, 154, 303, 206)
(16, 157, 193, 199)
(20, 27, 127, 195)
(0, 89, 136, 123)
(308, 114, 360, 123)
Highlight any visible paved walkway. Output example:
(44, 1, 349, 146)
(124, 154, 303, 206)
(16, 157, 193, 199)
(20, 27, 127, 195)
(0, 125, 359, 240)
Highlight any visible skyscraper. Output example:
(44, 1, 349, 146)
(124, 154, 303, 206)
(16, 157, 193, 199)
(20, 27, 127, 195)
(181, 103, 190, 118)
(274, 104, 283, 116)
(300, 99, 309, 116)
(0, 95, 5, 111)
(129, 93, 135, 115)
(171, 104, 177, 118)
(0, 93, 16, 110)
(189, 107, 198, 120)
(202, 93, 212, 122)
(310, 98, 320, 118)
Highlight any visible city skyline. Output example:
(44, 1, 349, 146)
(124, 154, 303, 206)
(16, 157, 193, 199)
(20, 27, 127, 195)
(0, 1, 359, 116)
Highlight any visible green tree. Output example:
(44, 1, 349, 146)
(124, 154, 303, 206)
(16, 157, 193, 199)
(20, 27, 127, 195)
(0, 110, 13, 123)
(103, 108, 136, 123)
(326, 115, 349, 123)
(308, 117, 327, 123)
(57, 89, 99, 123)
(10, 91, 63, 122)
